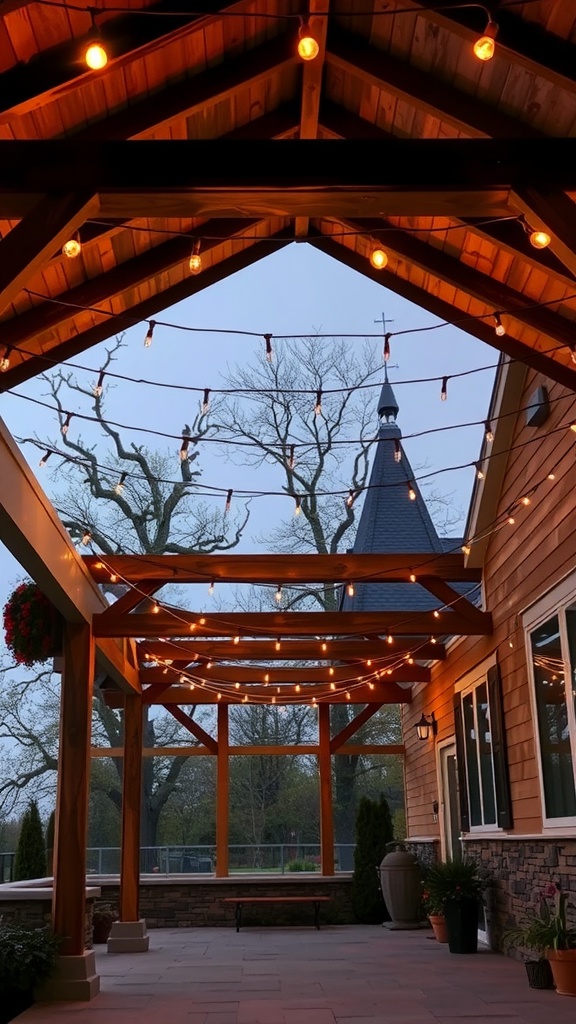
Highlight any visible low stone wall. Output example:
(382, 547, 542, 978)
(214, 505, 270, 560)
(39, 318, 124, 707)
(96, 875, 355, 929)
(464, 837, 576, 954)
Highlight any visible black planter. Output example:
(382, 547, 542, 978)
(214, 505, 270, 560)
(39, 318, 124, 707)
(443, 897, 479, 954)
(525, 959, 555, 989)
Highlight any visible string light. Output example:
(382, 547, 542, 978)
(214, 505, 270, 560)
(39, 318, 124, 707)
(408, 482, 417, 501)
(440, 376, 448, 401)
(370, 248, 388, 270)
(493, 314, 505, 337)
(38, 450, 53, 467)
(189, 239, 202, 274)
(201, 388, 211, 414)
(61, 412, 73, 436)
(294, 495, 302, 516)
(462, 543, 471, 555)
(288, 444, 296, 470)
(314, 389, 323, 416)
(347, 582, 355, 597)
(275, 638, 281, 651)
(297, 18, 319, 60)
(84, 9, 108, 69)
(387, 634, 393, 644)
(61, 231, 81, 259)
(179, 435, 190, 461)
(115, 471, 128, 494)
(144, 320, 156, 348)
(233, 635, 240, 645)
(321, 642, 328, 652)
(81, 529, 92, 545)
(521, 218, 551, 250)
(409, 573, 417, 583)
(208, 581, 215, 595)
(225, 488, 233, 513)
(93, 370, 105, 398)
(473, 17, 498, 61)
(345, 489, 357, 508)
(383, 333, 391, 362)
(275, 584, 283, 604)
(475, 462, 484, 480)
(484, 420, 494, 443)
(0, 346, 11, 372)
(264, 334, 273, 362)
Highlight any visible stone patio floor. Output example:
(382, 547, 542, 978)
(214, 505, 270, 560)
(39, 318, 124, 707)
(17, 924, 576, 1024)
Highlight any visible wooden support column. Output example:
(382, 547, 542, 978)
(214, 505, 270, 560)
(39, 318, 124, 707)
(43, 622, 100, 1001)
(108, 693, 149, 953)
(318, 703, 335, 876)
(53, 622, 94, 953)
(216, 703, 229, 878)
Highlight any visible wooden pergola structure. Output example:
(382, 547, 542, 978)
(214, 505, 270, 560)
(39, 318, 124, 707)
(1, 0, 576, 997)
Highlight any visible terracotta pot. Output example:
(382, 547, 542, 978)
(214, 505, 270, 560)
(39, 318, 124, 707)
(546, 949, 576, 996)
(428, 914, 449, 943)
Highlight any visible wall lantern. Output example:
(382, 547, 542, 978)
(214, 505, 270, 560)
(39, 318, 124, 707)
(416, 712, 437, 740)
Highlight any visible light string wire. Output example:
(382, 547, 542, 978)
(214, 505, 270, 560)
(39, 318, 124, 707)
(8, 377, 575, 456)
(15, 407, 576, 504)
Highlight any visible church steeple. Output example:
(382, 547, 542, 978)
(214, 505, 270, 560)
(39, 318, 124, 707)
(377, 362, 400, 424)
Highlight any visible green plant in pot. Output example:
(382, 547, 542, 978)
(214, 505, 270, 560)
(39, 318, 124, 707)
(503, 883, 576, 995)
(0, 919, 60, 1024)
(92, 902, 118, 944)
(424, 857, 486, 954)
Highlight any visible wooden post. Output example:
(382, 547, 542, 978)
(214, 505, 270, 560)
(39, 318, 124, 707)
(318, 703, 335, 876)
(119, 694, 143, 922)
(216, 703, 229, 878)
(53, 622, 94, 955)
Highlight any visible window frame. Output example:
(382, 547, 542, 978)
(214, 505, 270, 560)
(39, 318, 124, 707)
(523, 572, 576, 832)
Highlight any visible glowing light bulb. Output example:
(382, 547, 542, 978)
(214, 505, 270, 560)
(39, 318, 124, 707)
(530, 229, 551, 249)
(85, 40, 108, 69)
(62, 235, 81, 259)
(409, 573, 416, 583)
(473, 21, 498, 61)
(275, 585, 283, 604)
(347, 582, 355, 597)
(493, 314, 505, 337)
(370, 248, 387, 270)
(189, 240, 202, 274)
(462, 544, 471, 556)
(297, 22, 319, 60)
(208, 581, 214, 595)
(408, 484, 417, 501)
(81, 530, 92, 545)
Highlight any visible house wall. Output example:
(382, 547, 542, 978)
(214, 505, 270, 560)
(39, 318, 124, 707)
(403, 367, 576, 945)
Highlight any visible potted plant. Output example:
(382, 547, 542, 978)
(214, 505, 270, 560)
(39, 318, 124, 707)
(0, 919, 60, 1024)
(503, 882, 576, 995)
(92, 901, 118, 944)
(2, 581, 62, 667)
(424, 857, 486, 954)
(421, 882, 448, 942)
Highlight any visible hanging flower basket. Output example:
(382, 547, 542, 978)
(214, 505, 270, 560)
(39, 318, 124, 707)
(2, 581, 63, 667)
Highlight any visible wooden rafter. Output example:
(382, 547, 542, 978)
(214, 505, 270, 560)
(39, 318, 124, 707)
(141, 663, 430, 684)
(330, 703, 384, 753)
(132, 678, 413, 704)
(165, 706, 218, 754)
(94, 608, 492, 638)
(137, 638, 446, 661)
(295, 0, 329, 238)
(85, 551, 481, 585)
(511, 188, 576, 281)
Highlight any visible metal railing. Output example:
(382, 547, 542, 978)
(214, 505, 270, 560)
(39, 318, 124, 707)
(85, 844, 355, 875)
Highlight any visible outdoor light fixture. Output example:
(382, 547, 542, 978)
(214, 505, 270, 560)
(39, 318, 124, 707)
(473, 18, 498, 61)
(297, 18, 319, 60)
(416, 712, 437, 740)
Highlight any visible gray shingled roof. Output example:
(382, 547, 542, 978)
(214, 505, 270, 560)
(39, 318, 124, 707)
(342, 379, 468, 614)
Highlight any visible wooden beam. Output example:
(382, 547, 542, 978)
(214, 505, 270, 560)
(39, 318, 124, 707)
(295, 1, 329, 238)
(511, 188, 576, 281)
(94, 608, 493, 639)
(345, 216, 576, 353)
(326, 25, 542, 140)
(119, 694, 143, 923)
(312, 236, 576, 392)
(136, 680, 414, 704)
(91, 742, 405, 757)
(142, 662, 430, 685)
(0, 192, 97, 316)
(75, 34, 297, 142)
(53, 623, 94, 956)
(100, 581, 160, 618)
(84, 551, 481, 585)
(138, 638, 446, 661)
(318, 704, 334, 876)
(416, 578, 488, 629)
(0, 217, 264, 353)
(330, 704, 384, 753)
(0, 418, 140, 693)
(0, 231, 291, 389)
(216, 704, 229, 878)
(165, 706, 218, 754)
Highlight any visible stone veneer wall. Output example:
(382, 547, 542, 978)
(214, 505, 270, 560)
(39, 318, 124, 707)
(95, 876, 355, 929)
(0, 897, 94, 949)
(464, 838, 576, 955)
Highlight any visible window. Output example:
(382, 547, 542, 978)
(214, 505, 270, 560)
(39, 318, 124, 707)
(527, 604, 576, 823)
(453, 660, 512, 832)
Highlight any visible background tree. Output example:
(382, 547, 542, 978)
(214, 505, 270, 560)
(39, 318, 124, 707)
(350, 793, 393, 923)
(14, 799, 46, 881)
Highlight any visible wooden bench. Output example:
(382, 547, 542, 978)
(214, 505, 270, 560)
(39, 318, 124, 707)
(222, 895, 332, 932)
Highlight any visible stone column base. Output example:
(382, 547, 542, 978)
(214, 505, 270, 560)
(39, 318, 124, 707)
(35, 951, 100, 1001)
(107, 919, 150, 953)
